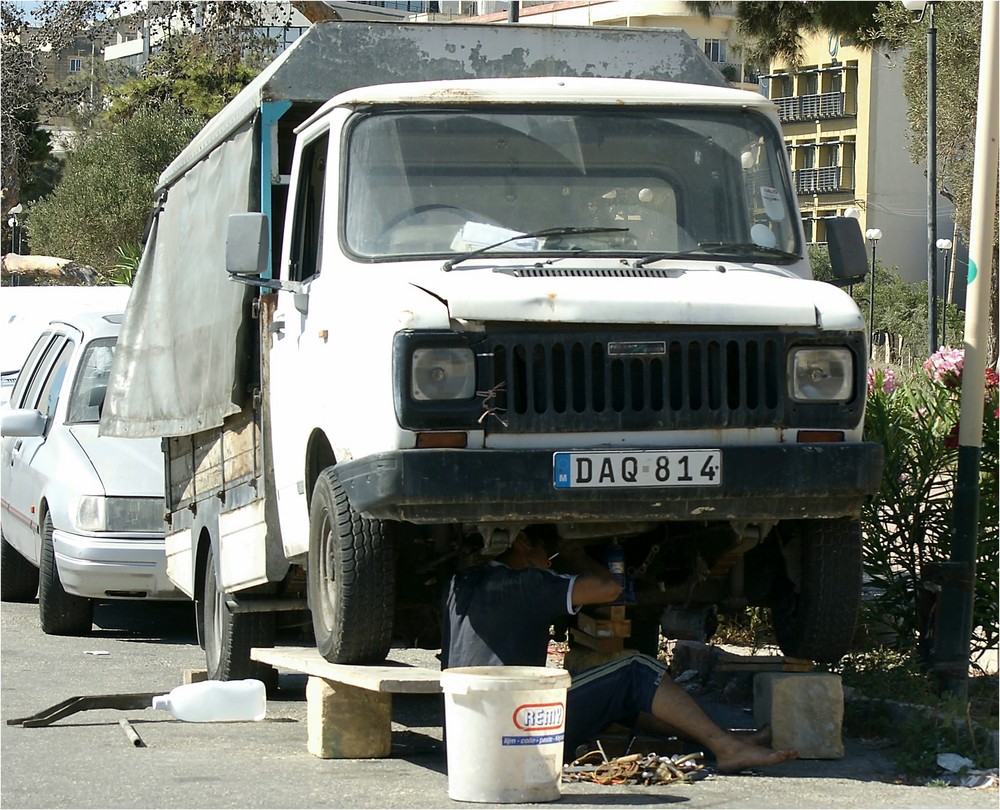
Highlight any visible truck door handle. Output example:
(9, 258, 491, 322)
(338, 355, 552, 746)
(268, 320, 285, 335)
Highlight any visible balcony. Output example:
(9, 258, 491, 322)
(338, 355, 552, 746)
(794, 166, 853, 194)
(773, 92, 847, 122)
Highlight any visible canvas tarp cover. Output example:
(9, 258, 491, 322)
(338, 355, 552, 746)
(100, 122, 254, 438)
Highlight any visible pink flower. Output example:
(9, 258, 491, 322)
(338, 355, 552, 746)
(986, 368, 999, 390)
(867, 366, 899, 395)
(924, 347, 965, 388)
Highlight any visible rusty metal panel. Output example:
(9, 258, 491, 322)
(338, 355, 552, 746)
(260, 21, 726, 103)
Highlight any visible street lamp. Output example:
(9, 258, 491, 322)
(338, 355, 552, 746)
(865, 228, 882, 358)
(6, 203, 22, 255)
(936, 236, 953, 346)
(901, 0, 939, 356)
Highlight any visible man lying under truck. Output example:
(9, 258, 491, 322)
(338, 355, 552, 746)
(441, 531, 798, 773)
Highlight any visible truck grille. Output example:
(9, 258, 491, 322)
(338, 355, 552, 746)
(485, 329, 784, 433)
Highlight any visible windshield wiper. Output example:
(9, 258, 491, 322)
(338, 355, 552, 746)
(635, 241, 799, 268)
(441, 226, 629, 272)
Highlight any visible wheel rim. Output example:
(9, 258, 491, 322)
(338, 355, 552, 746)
(204, 560, 223, 671)
(317, 511, 337, 633)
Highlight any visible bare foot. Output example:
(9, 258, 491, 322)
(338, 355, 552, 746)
(714, 735, 797, 774)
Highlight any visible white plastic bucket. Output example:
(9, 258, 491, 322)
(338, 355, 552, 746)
(440, 666, 572, 804)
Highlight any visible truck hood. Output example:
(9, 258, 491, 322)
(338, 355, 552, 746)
(413, 264, 864, 331)
(68, 425, 165, 497)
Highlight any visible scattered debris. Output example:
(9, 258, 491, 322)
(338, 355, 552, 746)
(563, 750, 711, 786)
(936, 753, 998, 789)
(84, 650, 110, 656)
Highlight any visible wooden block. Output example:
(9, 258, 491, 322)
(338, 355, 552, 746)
(182, 668, 208, 684)
(307, 676, 392, 758)
(588, 605, 627, 620)
(577, 613, 631, 639)
(570, 628, 625, 652)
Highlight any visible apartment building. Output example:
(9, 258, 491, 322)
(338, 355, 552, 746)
(761, 31, 956, 290)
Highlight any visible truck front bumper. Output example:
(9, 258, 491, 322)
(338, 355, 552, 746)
(336, 443, 884, 524)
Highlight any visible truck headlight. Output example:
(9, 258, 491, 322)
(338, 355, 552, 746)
(788, 348, 853, 402)
(76, 496, 165, 533)
(411, 347, 475, 401)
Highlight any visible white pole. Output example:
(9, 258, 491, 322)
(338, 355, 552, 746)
(932, 0, 999, 698)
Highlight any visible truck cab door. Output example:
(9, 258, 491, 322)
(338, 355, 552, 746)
(267, 128, 331, 559)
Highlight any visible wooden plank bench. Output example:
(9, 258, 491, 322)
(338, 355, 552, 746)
(250, 647, 442, 759)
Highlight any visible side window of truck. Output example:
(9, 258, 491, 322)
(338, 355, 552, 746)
(289, 131, 330, 283)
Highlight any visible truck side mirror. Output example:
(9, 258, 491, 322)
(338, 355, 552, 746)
(226, 213, 269, 277)
(826, 217, 868, 288)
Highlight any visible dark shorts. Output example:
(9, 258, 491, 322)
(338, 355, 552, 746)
(562, 653, 667, 759)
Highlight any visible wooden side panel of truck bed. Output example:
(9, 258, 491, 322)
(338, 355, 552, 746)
(166, 408, 261, 511)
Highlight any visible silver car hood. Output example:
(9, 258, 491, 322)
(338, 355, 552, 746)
(68, 425, 164, 497)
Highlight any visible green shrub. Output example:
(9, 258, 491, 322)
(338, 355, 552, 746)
(861, 350, 999, 666)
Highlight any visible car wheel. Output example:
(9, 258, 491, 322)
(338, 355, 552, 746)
(770, 517, 862, 663)
(309, 467, 395, 664)
(197, 543, 275, 682)
(1, 528, 39, 603)
(38, 514, 93, 636)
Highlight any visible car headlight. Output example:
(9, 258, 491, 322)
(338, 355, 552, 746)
(411, 347, 475, 401)
(788, 348, 853, 402)
(75, 496, 165, 533)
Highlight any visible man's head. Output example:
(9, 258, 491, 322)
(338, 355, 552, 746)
(497, 531, 552, 570)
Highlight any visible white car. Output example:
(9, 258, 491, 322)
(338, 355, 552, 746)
(1, 309, 185, 635)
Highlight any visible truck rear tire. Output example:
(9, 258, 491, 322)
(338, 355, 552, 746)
(198, 544, 275, 682)
(39, 515, 93, 636)
(1, 529, 39, 602)
(770, 517, 862, 663)
(309, 467, 395, 664)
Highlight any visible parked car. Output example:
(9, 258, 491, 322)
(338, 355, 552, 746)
(1, 286, 132, 406)
(0, 309, 185, 635)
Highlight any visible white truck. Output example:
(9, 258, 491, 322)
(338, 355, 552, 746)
(102, 20, 883, 681)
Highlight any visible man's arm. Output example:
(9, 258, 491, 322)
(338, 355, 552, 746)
(554, 539, 622, 607)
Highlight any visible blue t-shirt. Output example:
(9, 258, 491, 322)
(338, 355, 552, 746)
(441, 561, 577, 668)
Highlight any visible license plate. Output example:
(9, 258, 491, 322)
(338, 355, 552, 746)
(553, 450, 721, 489)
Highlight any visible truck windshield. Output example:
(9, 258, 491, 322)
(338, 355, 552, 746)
(344, 107, 799, 263)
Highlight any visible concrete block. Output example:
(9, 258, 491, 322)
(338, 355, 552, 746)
(306, 676, 392, 758)
(754, 672, 844, 759)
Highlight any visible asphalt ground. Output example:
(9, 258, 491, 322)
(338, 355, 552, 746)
(1, 599, 997, 810)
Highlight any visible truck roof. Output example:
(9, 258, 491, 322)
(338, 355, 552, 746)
(157, 20, 727, 192)
(303, 76, 773, 132)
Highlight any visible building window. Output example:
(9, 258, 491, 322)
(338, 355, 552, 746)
(69, 57, 83, 73)
(703, 39, 727, 63)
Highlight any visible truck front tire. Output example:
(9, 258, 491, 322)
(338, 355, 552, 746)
(770, 517, 862, 663)
(309, 467, 395, 664)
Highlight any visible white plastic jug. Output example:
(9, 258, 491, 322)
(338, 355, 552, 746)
(151, 679, 267, 722)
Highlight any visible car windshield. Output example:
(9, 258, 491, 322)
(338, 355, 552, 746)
(344, 107, 799, 262)
(66, 337, 116, 424)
